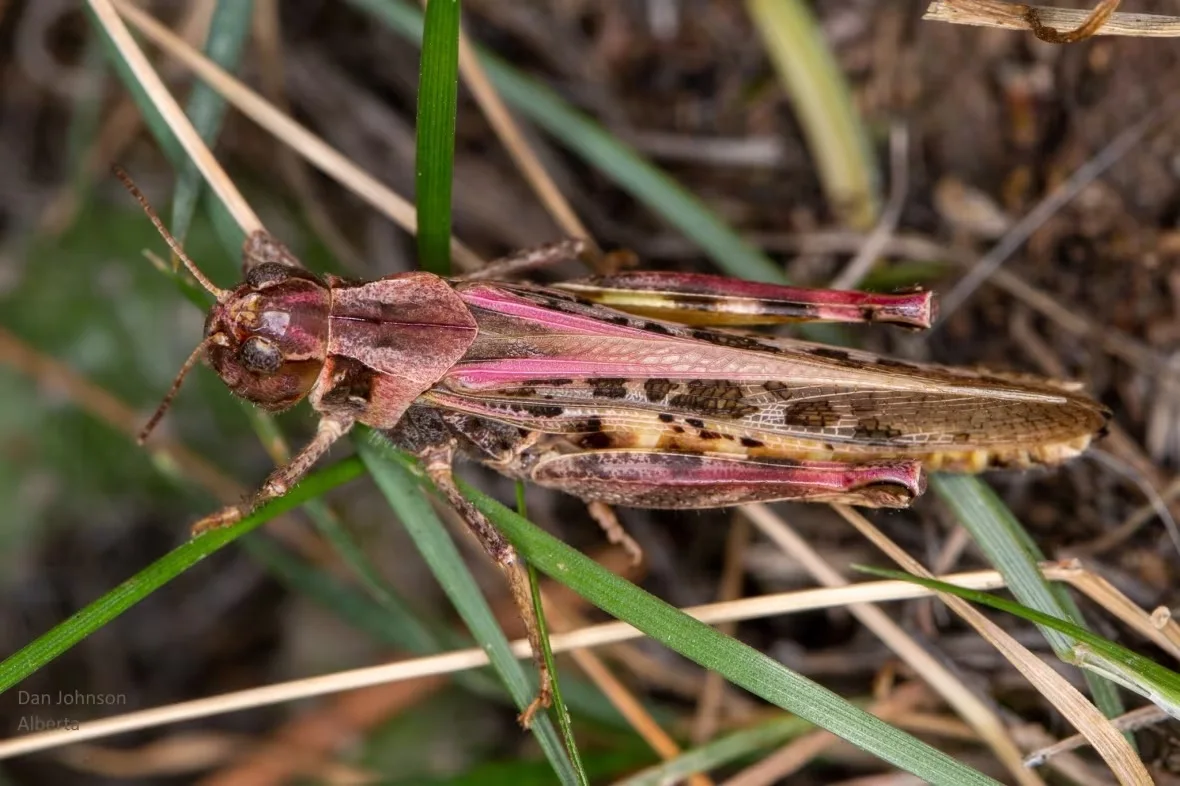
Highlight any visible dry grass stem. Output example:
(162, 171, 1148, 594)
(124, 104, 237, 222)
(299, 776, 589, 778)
(830, 505, 1152, 784)
(533, 579, 716, 786)
(1057, 562, 1180, 660)
(924, 0, 1180, 38)
(1024, 705, 1170, 767)
(1025, 0, 1121, 43)
(453, 26, 599, 260)
(1012, 723, 1125, 786)
(0, 326, 236, 501)
(722, 683, 930, 786)
(937, 100, 1172, 321)
(892, 713, 977, 741)
(1089, 450, 1180, 557)
(743, 503, 1044, 786)
(195, 676, 446, 786)
(829, 123, 908, 290)
(88, 0, 260, 234)
(0, 562, 1071, 761)
(555, 620, 714, 786)
(250, 0, 364, 271)
(1072, 475, 1180, 555)
(109, 0, 483, 270)
(40, 1, 214, 235)
(691, 516, 751, 746)
(57, 732, 247, 780)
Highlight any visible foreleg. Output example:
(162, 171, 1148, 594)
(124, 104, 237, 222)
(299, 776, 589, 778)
(554, 271, 934, 328)
(460, 239, 588, 281)
(192, 412, 356, 534)
(528, 450, 926, 509)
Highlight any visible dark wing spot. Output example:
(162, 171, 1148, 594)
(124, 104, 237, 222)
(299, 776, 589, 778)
(740, 437, 764, 448)
(509, 403, 564, 418)
(578, 431, 614, 449)
(658, 413, 675, 423)
(853, 417, 904, 440)
(781, 401, 841, 428)
(609, 315, 632, 326)
(685, 418, 705, 429)
(763, 381, 793, 401)
(534, 378, 574, 386)
(669, 380, 757, 418)
(503, 386, 537, 397)
(698, 430, 722, 440)
(590, 378, 629, 399)
(583, 417, 604, 432)
(644, 322, 672, 334)
(645, 378, 675, 402)
(689, 329, 777, 352)
(809, 347, 851, 362)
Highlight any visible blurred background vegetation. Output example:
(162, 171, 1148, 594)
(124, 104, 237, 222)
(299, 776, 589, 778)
(1, 1, 1180, 783)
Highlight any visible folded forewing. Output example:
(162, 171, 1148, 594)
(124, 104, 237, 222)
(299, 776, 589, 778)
(443, 281, 1108, 468)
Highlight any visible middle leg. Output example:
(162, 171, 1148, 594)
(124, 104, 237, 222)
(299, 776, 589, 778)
(419, 444, 553, 727)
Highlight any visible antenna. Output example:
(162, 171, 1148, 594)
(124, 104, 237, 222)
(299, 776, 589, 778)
(112, 165, 231, 301)
(138, 332, 227, 444)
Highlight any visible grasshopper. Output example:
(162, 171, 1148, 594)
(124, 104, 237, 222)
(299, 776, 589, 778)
(119, 172, 1108, 724)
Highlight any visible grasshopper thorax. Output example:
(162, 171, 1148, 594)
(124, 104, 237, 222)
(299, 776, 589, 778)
(204, 262, 330, 412)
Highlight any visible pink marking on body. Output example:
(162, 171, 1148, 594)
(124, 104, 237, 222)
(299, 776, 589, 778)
(447, 338, 867, 388)
(580, 272, 935, 327)
(459, 284, 659, 339)
(528, 452, 926, 508)
(658, 457, 924, 492)
(450, 282, 969, 394)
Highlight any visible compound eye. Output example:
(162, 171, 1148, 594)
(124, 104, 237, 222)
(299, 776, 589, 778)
(239, 336, 283, 374)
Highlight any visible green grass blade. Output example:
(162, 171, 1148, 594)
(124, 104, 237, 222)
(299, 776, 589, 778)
(932, 474, 1128, 725)
(933, 475, 1079, 654)
(246, 480, 650, 728)
(0, 457, 364, 693)
(451, 482, 999, 786)
(355, 430, 580, 786)
(856, 565, 1180, 718)
(256, 523, 637, 727)
(618, 715, 813, 786)
(519, 483, 589, 785)
(170, 0, 255, 245)
(527, 563, 589, 785)
(747, 0, 879, 229)
(347, 0, 783, 284)
(359, 440, 999, 782)
(415, 0, 460, 275)
(240, 535, 507, 702)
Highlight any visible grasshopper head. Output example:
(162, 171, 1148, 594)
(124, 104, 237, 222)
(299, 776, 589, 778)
(115, 166, 333, 443)
(203, 262, 330, 412)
